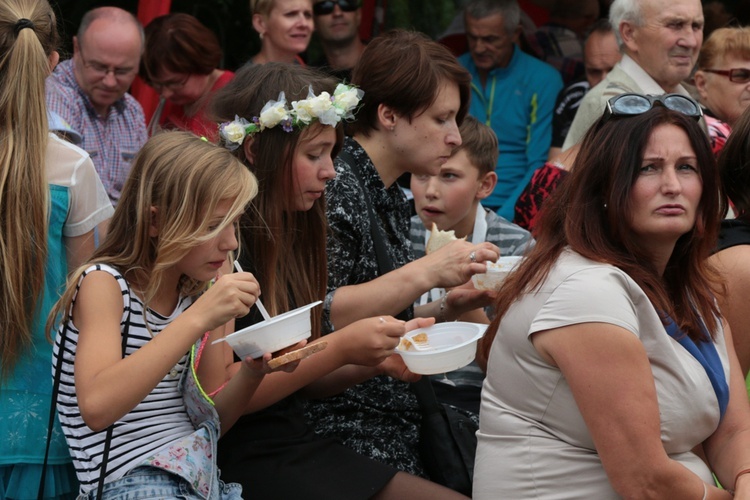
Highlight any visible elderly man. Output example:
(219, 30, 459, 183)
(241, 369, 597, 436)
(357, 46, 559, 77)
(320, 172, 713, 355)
(459, 0, 562, 221)
(562, 0, 704, 150)
(311, 0, 366, 81)
(46, 7, 147, 206)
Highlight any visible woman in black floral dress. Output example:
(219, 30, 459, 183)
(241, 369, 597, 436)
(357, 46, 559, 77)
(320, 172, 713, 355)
(306, 30, 501, 478)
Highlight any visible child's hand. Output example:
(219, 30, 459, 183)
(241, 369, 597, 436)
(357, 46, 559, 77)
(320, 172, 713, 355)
(447, 283, 497, 316)
(377, 353, 421, 382)
(338, 316, 407, 367)
(190, 272, 260, 332)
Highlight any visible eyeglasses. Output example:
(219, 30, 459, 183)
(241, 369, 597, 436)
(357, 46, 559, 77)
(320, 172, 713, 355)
(604, 93, 703, 122)
(702, 68, 750, 84)
(150, 75, 190, 92)
(313, 0, 360, 16)
(78, 47, 137, 79)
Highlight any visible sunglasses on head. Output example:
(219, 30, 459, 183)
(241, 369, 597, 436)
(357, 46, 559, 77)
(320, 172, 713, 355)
(604, 93, 703, 122)
(702, 68, 750, 84)
(313, 0, 359, 16)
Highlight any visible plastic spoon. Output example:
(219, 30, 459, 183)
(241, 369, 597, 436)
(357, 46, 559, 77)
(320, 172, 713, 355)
(233, 260, 271, 321)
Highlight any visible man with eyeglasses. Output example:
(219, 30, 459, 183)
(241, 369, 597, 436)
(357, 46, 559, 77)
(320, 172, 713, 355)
(46, 6, 147, 206)
(562, 0, 705, 151)
(311, 0, 366, 81)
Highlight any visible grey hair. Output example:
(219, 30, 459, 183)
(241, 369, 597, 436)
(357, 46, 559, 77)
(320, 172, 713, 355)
(609, 0, 644, 49)
(464, 0, 521, 35)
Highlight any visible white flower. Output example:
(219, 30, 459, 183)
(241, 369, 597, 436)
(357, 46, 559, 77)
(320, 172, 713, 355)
(220, 116, 250, 150)
(258, 92, 290, 130)
(219, 84, 363, 152)
(294, 91, 335, 126)
(333, 84, 363, 117)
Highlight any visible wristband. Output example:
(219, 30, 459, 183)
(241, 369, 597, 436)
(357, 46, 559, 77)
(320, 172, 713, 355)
(438, 290, 451, 322)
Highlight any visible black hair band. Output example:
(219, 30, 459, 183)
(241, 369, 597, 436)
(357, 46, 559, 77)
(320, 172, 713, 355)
(14, 18, 34, 35)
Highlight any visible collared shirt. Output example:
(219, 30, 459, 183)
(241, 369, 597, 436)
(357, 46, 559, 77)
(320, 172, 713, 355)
(562, 54, 697, 149)
(46, 59, 147, 205)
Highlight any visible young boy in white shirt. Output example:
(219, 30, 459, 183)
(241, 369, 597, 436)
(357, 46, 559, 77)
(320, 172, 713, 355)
(409, 116, 533, 414)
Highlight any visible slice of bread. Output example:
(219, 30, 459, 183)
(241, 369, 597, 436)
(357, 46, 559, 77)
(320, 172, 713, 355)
(267, 341, 328, 369)
(425, 222, 465, 254)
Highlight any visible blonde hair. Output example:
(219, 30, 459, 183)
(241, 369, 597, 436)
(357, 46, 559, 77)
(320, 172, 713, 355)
(0, 0, 58, 380)
(250, 0, 275, 16)
(49, 132, 258, 335)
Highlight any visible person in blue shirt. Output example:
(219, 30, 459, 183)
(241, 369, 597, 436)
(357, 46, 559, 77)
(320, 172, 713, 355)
(459, 0, 562, 220)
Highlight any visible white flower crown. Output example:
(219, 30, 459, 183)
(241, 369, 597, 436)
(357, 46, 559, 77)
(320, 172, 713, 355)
(219, 83, 364, 150)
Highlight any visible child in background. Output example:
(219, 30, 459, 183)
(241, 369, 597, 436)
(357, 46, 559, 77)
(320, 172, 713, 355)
(409, 116, 534, 414)
(49, 131, 293, 499)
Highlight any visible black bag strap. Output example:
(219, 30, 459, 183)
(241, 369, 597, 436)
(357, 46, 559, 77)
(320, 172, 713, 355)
(339, 149, 411, 322)
(40, 287, 131, 500)
(339, 149, 396, 276)
(337, 150, 444, 416)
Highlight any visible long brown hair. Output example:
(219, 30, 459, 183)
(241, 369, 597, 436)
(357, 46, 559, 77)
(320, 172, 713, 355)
(0, 0, 58, 380)
(211, 62, 343, 338)
(480, 107, 723, 361)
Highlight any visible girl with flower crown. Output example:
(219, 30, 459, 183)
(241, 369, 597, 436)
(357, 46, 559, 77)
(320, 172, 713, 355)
(211, 62, 467, 499)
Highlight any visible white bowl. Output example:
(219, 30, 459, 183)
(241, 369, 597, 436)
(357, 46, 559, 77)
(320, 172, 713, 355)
(223, 301, 322, 359)
(396, 322, 488, 375)
(471, 256, 523, 291)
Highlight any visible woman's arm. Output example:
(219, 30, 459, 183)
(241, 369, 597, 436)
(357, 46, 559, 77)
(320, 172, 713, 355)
(329, 240, 499, 329)
(229, 316, 427, 413)
(702, 319, 750, 496)
(532, 322, 730, 499)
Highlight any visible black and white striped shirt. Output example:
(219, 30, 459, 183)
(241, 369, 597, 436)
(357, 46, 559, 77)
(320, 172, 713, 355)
(52, 264, 195, 492)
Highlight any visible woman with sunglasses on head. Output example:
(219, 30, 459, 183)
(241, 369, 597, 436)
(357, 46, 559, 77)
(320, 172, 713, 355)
(474, 93, 750, 499)
(141, 13, 234, 140)
(249, 0, 314, 65)
(693, 26, 750, 155)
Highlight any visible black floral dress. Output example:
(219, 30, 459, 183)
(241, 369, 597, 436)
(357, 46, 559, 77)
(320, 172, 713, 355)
(306, 137, 427, 476)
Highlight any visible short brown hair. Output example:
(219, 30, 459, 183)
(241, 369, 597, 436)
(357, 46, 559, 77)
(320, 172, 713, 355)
(141, 13, 222, 82)
(698, 26, 750, 69)
(348, 29, 471, 137)
(453, 116, 498, 176)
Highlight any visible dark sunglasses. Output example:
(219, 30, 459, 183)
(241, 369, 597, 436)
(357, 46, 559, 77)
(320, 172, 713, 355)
(313, 0, 360, 16)
(702, 68, 750, 84)
(604, 93, 703, 122)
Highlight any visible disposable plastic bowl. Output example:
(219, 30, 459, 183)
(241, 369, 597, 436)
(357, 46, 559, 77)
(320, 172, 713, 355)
(396, 322, 488, 375)
(471, 256, 524, 291)
(223, 300, 322, 359)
